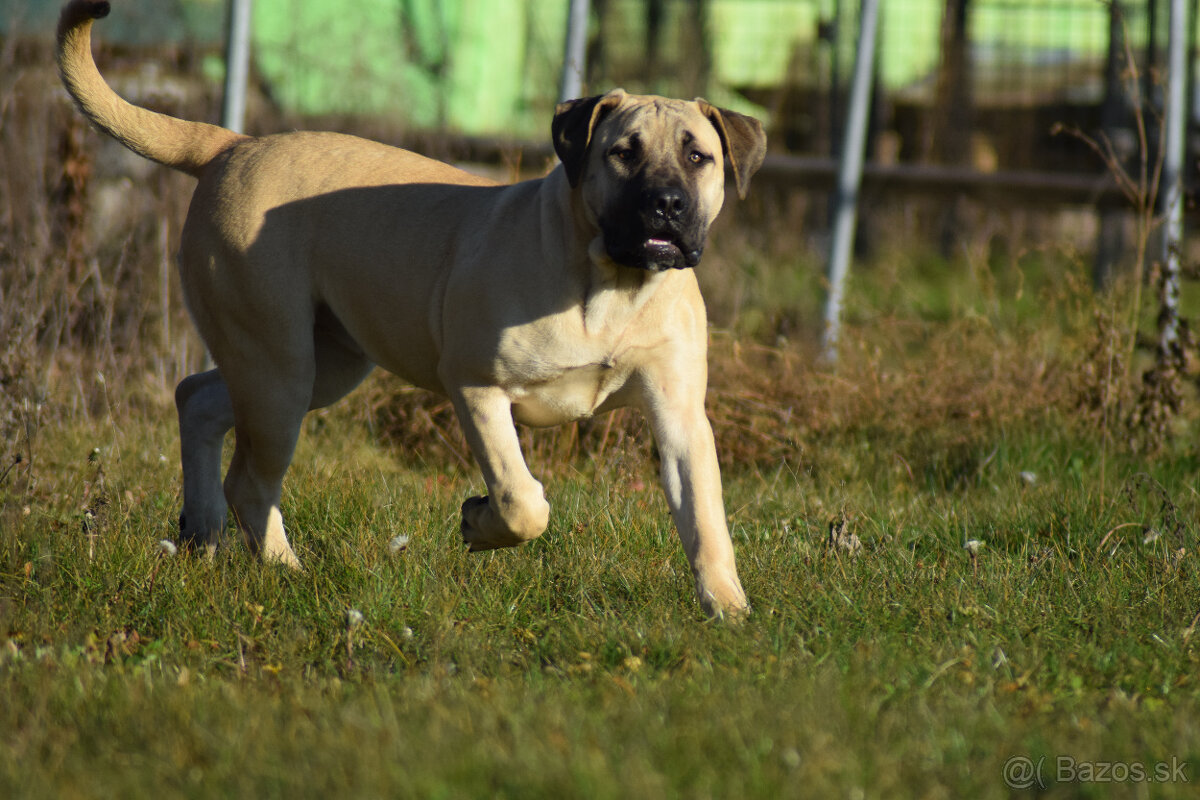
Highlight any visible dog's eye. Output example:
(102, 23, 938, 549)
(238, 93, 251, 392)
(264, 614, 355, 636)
(688, 151, 712, 165)
(610, 146, 634, 163)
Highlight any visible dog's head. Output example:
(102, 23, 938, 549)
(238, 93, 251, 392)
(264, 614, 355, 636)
(552, 89, 766, 272)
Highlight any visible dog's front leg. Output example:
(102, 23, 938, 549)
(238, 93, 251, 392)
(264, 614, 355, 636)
(642, 383, 749, 619)
(450, 386, 550, 551)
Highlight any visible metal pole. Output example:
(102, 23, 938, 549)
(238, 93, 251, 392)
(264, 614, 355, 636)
(1094, 0, 1126, 288)
(222, 0, 253, 133)
(1159, 0, 1188, 351)
(560, 0, 590, 102)
(821, 0, 880, 363)
(828, 0, 843, 152)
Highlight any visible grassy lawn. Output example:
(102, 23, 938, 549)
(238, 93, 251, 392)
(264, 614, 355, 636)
(2, 353, 1198, 797)
(2, 37, 1198, 794)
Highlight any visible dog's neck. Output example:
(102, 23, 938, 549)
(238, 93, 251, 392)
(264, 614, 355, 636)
(581, 239, 670, 336)
(542, 167, 671, 337)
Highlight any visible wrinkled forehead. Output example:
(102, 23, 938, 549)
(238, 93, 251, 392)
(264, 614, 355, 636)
(593, 97, 722, 153)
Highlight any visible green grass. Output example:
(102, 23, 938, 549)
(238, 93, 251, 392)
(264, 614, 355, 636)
(2, 394, 1198, 798)
(6, 25, 1199, 794)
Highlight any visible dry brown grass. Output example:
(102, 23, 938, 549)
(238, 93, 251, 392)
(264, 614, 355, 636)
(1, 44, 203, 480)
(354, 308, 1069, 483)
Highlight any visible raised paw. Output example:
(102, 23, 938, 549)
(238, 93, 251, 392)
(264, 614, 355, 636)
(460, 492, 548, 552)
(461, 495, 501, 552)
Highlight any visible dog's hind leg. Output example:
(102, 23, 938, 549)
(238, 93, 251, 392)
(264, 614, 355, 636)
(172, 331, 368, 557)
(217, 322, 374, 568)
(175, 369, 234, 554)
(221, 374, 310, 570)
(309, 307, 374, 410)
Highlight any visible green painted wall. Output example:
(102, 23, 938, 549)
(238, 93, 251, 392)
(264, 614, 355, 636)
(2, 1, 1189, 133)
(250, 0, 568, 135)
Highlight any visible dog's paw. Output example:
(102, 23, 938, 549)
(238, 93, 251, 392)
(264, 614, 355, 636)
(696, 572, 750, 622)
(176, 510, 219, 558)
(461, 493, 547, 551)
(461, 495, 500, 552)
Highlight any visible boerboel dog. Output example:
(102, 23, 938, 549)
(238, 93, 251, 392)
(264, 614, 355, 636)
(57, 0, 766, 617)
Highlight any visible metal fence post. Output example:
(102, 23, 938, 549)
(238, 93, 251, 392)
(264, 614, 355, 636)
(1094, 0, 1127, 289)
(1159, 0, 1188, 352)
(560, 0, 591, 103)
(821, 0, 880, 363)
(222, 0, 253, 134)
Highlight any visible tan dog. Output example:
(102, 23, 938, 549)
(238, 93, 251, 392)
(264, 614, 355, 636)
(57, 0, 766, 617)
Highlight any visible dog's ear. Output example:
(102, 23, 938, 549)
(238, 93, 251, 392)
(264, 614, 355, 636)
(552, 89, 627, 187)
(696, 100, 767, 199)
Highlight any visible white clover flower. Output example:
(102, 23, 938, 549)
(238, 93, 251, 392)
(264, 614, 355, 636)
(963, 539, 983, 556)
(389, 534, 410, 554)
(157, 539, 178, 557)
(346, 608, 364, 628)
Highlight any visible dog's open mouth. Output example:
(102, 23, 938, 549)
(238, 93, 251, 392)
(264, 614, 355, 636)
(644, 237, 681, 260)
(640, 237, 702, 270)
(599, 218, 705, 272)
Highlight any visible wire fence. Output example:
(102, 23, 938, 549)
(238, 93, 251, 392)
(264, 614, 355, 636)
(582, 0, 1194, 176)
(4, 0, 1190, 173)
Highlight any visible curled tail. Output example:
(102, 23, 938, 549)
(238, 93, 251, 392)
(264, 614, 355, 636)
(57, 1, 247, 178)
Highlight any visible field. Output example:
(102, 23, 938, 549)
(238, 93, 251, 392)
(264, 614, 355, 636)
(3, 47, 1200, 800)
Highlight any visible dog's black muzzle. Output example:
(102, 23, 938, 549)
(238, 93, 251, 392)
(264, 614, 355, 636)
(601, 183, 706, 272)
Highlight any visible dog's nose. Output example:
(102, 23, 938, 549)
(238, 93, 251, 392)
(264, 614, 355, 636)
(647, 187, 688, 221)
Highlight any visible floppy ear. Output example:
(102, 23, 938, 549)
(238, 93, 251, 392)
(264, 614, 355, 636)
(696, 100, 768, 199)
(552, 89, 628, 187)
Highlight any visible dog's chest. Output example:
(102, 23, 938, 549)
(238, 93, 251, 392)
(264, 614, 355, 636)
(494, 314, 640, 428)
(493, 268, 682, 427)
(507, 356, 628, 427)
